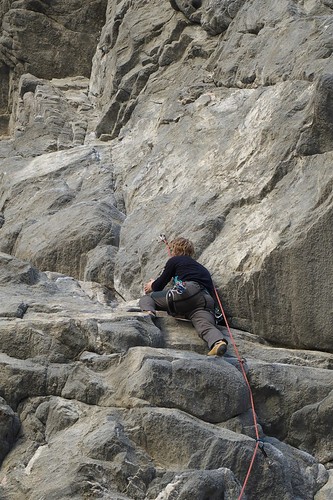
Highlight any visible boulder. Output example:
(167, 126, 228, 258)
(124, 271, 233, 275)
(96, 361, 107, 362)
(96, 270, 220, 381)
(288, 390, 333, 466)
(114, 346, 250, 423)
(248, 360, 333, 443)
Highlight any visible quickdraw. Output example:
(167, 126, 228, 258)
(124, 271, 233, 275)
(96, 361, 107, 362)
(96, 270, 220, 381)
(158, 233, 171, 255)
(173, 276, 186, 294)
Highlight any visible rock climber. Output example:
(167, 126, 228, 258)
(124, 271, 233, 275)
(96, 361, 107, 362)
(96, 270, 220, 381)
(139, 236, 228, 356)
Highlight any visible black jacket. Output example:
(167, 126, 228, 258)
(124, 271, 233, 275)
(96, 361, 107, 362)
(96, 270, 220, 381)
(152, 255, 215, 296)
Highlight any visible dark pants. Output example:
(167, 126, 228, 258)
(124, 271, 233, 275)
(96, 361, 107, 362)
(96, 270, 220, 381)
(139, 289, 225, 349)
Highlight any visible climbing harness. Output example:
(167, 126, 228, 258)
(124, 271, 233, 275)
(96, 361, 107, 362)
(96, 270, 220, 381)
(166, 279, 202, 316)
(159, 234, 267, 499)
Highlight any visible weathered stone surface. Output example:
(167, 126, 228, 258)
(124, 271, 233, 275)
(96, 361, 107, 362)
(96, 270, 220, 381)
(0, 354, 49, 409)
(114, 346, 250, 423)
(0, 145, 125, 282)
(102, 0, 333, 352)
(0, 396, 328, 500)
(0, 1, 107, 78)
(127, 407, 327, 499)
(248, 361, 333, 454)
(0, 255, 164, 363)
(111, 76, 333, 352)
(0, 252, 330, 498)
(296, 73, 333, 155)
(0, 0, 107, 137)
(211, 0, 333, 87)
(83, 244, 118, 289)
(0, 398, 20, 466)
(0, 0, 333, 498)
(0, 318, 92, 362)
(148, 467, 241, 500)
(0, 252, 39, 284)
(315, 470, 333, 500)
(90, 0, 195, 139)
(9, 74, 92, 155)
(171, 0, 247, 35)
(288, 390, 333, 465)
(96, 319, 163, 355)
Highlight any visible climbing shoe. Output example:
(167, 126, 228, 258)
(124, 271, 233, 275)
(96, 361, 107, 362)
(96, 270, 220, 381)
(207, 340, 227, 356)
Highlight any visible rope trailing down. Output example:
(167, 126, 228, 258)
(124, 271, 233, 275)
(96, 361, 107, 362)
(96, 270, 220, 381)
(158, 233, 265, 498)
(213, 286, 262, 499)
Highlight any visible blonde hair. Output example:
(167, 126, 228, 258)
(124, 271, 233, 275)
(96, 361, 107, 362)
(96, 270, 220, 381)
(169, 237, 195, 257)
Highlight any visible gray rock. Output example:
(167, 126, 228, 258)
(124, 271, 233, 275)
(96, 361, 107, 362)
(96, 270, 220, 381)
(0, 252, 39, 284)
(296, 73, 333, 155)
(11, 74, 90, 155)
(125, 407, 327, 499)
(114, 346, 250, 423)
(90, 0, 191, 139)
(87, 0, 333, 353)
(172, 0, 247, 35)
(84, 244, 118, 289)
(315, 470, 333, 500)
(13, 200, 121, 276)
(0, 318, 92, 363)
(0, 1, 107, 78)
(0, 301, 28, 318)
(288, 390, 333, 465)
(248, 360, 333, 442)
(148, 467, 241, 499)
(0, 398, 20, 466)
(0, 0, 333, 498)
(0, 146, 125, 282)
(96, 318, 164, 353)
(0, 354, 48, 409)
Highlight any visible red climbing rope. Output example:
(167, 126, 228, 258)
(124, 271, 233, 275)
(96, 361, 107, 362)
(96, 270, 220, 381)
(213, 287, 261, 499)
(158, 234, 262, 498)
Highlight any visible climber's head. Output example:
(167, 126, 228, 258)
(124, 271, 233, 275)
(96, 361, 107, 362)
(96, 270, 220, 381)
(169, 237, 194, 257)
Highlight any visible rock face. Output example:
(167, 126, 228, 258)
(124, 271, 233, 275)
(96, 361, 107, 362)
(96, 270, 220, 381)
(0, 0, 332, 499)
(0, 0, 107, 136)
(0, 254, 331, 499)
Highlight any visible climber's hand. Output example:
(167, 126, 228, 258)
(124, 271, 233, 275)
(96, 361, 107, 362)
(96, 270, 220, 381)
(144, 279, 154, 294)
